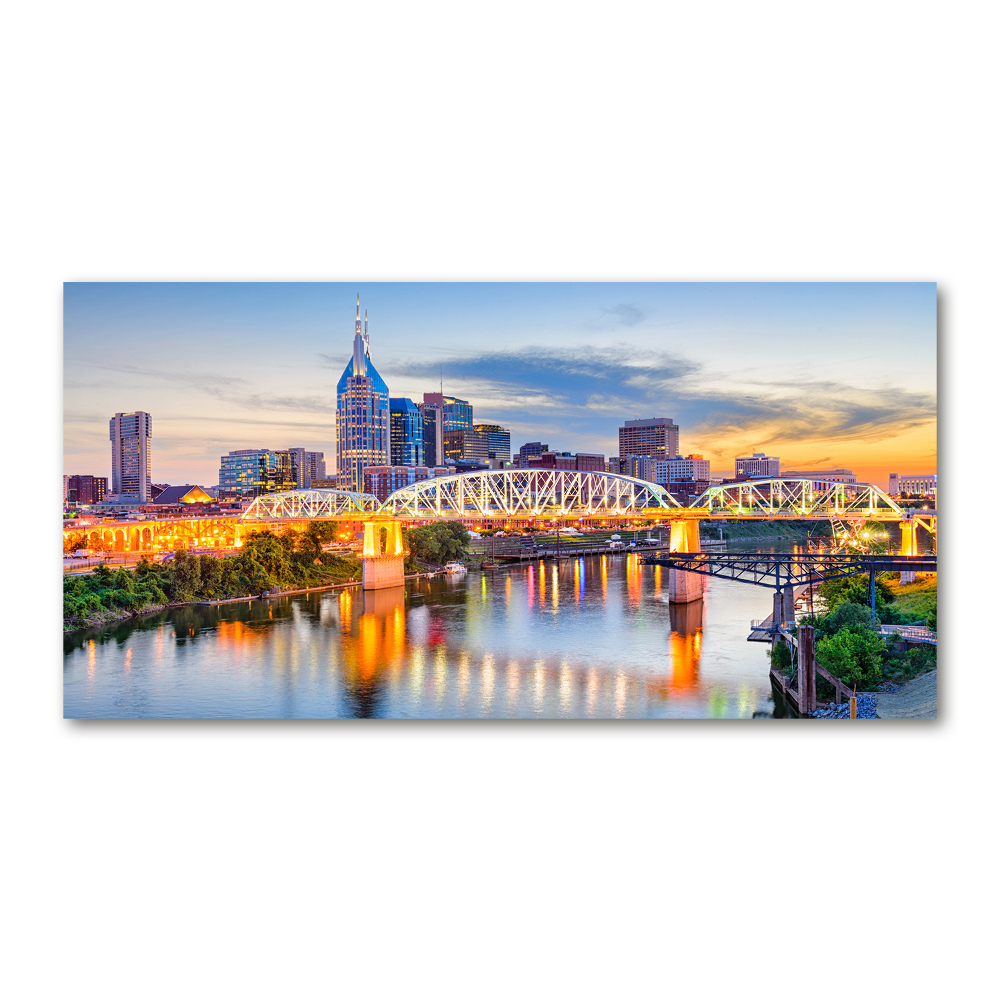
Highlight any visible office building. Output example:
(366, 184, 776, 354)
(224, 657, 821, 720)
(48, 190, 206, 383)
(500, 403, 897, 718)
(219, 449, 298, 498)
(653, 455, 711, 485)
(363, 465, 451, 503)
(734, 453, 780, 478)
(781, 468, 857, 486)
(516, 441, 548, 468)
(606, 457, 622, 475)
(66, 475, 108, 505)
(336, 297, 390, 492)
(285, 448, 326, 489)
(418, 400, 443, 467)
(443, 428, 489, 464)
(473, 424, 511, 465)
(618, 418, 679, 462)
(423, 392, 473, 431)
(527, 451, 606, 473)
(390, 398, 424, 467)
(109, 411, 153, 501)
(889, 473, 937, 498)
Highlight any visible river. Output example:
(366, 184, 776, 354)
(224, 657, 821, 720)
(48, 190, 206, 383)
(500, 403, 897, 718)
(63, 551, 781, 719)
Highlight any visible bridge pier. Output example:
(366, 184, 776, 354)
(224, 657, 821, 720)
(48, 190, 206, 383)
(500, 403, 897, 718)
(899, 520, 917, 584)
(361, 521, 405, 591)
(668, 519, 705, 604)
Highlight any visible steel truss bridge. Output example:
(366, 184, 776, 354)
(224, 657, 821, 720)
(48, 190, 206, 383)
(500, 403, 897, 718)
(237, 473, 924, 524)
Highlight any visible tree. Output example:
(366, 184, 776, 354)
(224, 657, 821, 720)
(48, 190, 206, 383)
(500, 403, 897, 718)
(171, 550, 202, 601)
(815, 629, 887, 689)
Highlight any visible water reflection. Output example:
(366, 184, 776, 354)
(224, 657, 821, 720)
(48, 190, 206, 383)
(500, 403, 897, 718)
(64, 552, 776, 719)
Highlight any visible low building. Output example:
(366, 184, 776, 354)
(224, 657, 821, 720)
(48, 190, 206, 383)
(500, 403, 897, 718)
(515, 441, 548, 468)
(652, 454, 711, 485)
(734, 453, 780, 478)
(363, 465, 451, 502)
(782, 468, 857, 486)
(889, 473, 937, 498)
(527, 451, 605, 472)
(66, 475, 108, 505)
(148, 485, 215, 506)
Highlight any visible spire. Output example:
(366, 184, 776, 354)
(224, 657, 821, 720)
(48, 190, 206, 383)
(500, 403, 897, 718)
(364, 308, 370, 355)
(352, 294, 366, 377)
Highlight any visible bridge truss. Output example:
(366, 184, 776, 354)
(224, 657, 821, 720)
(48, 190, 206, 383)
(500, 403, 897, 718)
(240, 488, 381, 520)
(689, 479, 904, 519)
(379, 469, 682, 519)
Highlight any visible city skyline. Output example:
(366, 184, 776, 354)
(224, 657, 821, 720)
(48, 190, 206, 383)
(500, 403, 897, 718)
(63, 282, 937, 490)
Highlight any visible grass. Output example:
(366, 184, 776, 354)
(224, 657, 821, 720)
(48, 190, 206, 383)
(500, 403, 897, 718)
(885, 575, 937, 622)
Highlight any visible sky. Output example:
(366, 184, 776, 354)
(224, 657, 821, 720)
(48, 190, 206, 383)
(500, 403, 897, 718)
(63, 282, 937, 490)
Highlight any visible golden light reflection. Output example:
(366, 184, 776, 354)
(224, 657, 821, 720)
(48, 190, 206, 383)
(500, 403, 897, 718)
(505, 576, 511, 606)
(669, 600, 704, 689)
(533, 658, 546, 710)
(458, 650, 470, 708)
(614, 670, 628, 717)
(586, 666, 599, 716)
(601, 556, 607, 599)
(124, 648, 132, 675)
(506, 659, 520, 711)
(88, 639, 96, 681)
(654, 564, 662, 596)
(434, 646, 447, 708)
(559, 659, 573, 714)
(481, 653, 495, 713)
(552, 564, 559, 610)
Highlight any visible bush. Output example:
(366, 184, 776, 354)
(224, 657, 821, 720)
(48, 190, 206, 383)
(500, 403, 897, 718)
(815, 628, 887, 690)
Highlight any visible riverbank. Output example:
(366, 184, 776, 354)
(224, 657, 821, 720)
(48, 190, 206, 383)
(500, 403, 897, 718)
(874, 670, 937, 718)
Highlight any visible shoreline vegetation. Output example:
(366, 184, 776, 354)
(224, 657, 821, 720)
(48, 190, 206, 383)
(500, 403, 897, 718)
(772, 574, 937, 698)
(63, 528, 362, 633)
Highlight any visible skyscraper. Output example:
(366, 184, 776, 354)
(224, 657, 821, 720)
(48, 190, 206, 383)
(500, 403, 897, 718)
(618, 418, 679, 462)
(285, 448, 326, 489)
(336, 297, 389, 492)
(109, 411, 152, 501)
(390, 398, 424, 467)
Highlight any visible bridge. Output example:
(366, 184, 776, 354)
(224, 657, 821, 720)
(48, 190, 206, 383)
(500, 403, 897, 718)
(63, 472, 936, 594)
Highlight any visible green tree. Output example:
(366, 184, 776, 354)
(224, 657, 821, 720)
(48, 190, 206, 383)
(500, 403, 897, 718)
(815, 629, 887, 689)
(171, 550, 202, 601)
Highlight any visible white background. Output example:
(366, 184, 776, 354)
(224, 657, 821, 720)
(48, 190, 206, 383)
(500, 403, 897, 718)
(1, 2, 993, 998)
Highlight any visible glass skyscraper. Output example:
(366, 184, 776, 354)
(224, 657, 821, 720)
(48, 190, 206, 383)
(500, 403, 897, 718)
(390, 398, 424, 467)
(336, 297, 389, 492)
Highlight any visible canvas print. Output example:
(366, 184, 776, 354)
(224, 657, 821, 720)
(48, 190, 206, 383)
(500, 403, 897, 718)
(62, 283, 937, 719)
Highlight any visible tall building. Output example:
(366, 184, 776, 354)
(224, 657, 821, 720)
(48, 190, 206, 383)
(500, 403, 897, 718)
(618, 418, 678, 462)
(443, 428, 488, 464)
(66, 475, 108, 505)
(336, 297, 390, 492)
(473, 424, 511, 465)
(285, 448, 326, 489)
(418, 400, 443, 467)
(423, 392, 473, 431)
(735, 453, 780, 478)
(109, 411, 152, 501)
(390, 398, 424, 467)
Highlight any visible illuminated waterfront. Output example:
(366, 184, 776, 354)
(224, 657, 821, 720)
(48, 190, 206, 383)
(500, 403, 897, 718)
(64, 551, 780, 719)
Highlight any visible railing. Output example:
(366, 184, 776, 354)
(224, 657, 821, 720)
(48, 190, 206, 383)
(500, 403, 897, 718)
(880, 625, 937, 645)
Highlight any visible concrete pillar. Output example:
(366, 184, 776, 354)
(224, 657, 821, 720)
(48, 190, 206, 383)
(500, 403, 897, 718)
(361, 519, 405, 591)
(668, 519, 703, 604)
(772, 589, 784, 628)
(781, 585, 796, 626)
(797, 624, 816, 715)
(899, 519, 917, 585)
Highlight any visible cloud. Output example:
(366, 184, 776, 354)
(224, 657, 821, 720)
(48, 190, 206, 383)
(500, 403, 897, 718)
(380, 345, 936, 457)
(605, 304, 644, 327)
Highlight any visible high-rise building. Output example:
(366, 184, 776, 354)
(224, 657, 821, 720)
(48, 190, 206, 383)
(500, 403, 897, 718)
(527, 451, 605, 472)
(735, 452, 780, 478)
(285, 448, 326, 489)
(443, 428, 489, 464)
(472, 424, 511, 465)
(390, 398, 424, 467)
(418, 400, 443, 467)
(336, 297, 390, 492)
(422, 392, 473, 431)
(109, 411, 152, 501)
(66, 475, 108, 505)
(618, 418, 678, 462)
(219, 449, 298, 498)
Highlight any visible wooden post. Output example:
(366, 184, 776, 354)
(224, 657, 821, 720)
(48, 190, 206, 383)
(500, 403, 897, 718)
(849, 696, 857, 719)
(797, 624, 815, 715)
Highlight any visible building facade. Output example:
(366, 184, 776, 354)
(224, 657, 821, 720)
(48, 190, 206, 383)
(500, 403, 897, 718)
(363, 465, 451, 503)
(336, 297, 390, 492)
(515, 441, 548, 468)
(618, 418, 679, 462)
(219, 449, 299, 498)
(781, 468, 857, 486)
(889, 473, 937, 497)
(66, 475, 108, 505)
(734, 453, 780, 478)
(473, 424, 512, 466)
(652, 455, 711, 485)
(390, 398, 424, 467)
(285, 448, 326, 489)
(109, 411, 152, 501)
